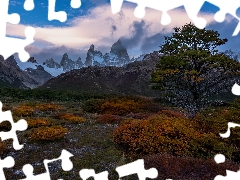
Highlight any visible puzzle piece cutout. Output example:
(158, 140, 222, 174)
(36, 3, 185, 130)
(1, 0, 82, 62)
(214, 154, 240, 180)
(48, 0, 81, 22)
(214, 123, 240, 180)
(20, 149, 74, 180)
(206, 0, 240, 36)
(0, 0, 35, 62)
(214, 170, 240, 180)
(0, 156, 15, 180)
(79, 169, 109, 180)
(232, 83, 240, 96)
(110, 0, 206, 27)
(0, 101, 28, 150)
(219, 122, 240, 138)
(25, 0, 81, 22)
(110, 0, 240, 35)
(116, 159, 158, 180)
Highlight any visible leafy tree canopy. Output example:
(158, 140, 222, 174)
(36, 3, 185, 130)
(151, 23, 240, 117)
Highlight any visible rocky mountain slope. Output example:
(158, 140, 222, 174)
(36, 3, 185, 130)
(0, 55, 39, 88)
(39, 51, 160, 96)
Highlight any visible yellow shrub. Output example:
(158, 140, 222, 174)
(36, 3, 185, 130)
(113, 114, 235, 158)
(29, 126, 67, 141)
(13, 105, 34, 117)
(35, 103, 60, 111)
(27, 118, 52, 128)
(60, 113, 86, 123)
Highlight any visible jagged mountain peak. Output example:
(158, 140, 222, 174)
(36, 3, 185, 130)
(43, 58, 61, 69)
(39, 51, 160, 96)
(28, 57, 38, 63)
(110, 39, 125, 54)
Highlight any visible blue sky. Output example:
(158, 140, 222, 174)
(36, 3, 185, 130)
(7, 0, 240, 63)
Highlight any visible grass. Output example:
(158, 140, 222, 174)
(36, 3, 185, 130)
(0, 93, 240, 180)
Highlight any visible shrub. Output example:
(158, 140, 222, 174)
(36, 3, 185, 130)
(28, 126, 67, 141)
(97, 114, 122, 124)
(13, 105, 34, 117)
(35, 103, 60, 111)
(159, 109, 185, 118)
(27, 118, 52, 128)
(112, 114, 236, 159)
(82, 99, 105, 113)
(100, 100, 141, 115)
(50, 113, 86, 123)
(144, 153, 239, 180)
(124, 113, 152, 120)
(82, 96, 162, 115)
(60, 113, 86, 123)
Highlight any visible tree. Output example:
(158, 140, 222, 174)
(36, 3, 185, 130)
(151, 23, 240, 117)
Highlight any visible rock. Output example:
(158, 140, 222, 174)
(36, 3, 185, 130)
(60, 53, 75, 72)
(43, 58, 61, 69)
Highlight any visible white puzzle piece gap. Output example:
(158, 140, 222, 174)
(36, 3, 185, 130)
(21, 149, 74, 180)
(116, 159, 158, 180)
(79, 169, 109, 180)
(110, 0, 240, 35)
(0, 0, 35, 62)
(0, 102, 28, 150)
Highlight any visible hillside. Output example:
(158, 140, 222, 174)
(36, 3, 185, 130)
(39, 52, 160, 96)
(0, 55, 39, 88)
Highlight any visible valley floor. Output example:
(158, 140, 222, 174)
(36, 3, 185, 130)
(0, 94, 240, 180)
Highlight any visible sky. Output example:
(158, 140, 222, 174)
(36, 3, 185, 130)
(6, 0, 240, 64)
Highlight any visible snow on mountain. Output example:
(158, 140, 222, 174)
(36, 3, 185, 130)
(15, 39, 146, 78)
(16, 58, 64, 77)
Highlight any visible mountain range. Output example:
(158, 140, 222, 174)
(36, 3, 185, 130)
(0, 38, 239, 93)
(39, 51, 160, 96)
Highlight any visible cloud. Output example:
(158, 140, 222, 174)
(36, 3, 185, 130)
(141, 33, 166, 54)
(120, 20, 147, 49)
(7, 3, 222, 59)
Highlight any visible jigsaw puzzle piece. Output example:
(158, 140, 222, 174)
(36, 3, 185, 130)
(48, 0, 81, 22)
(214, 153, 240, 179)
(21, 149, 74, 180)
(0, 102, 28, 150)
(21, 164, 51, 180)
(110, 0, 207, 26)
(182, 0, 207, 29)
(43, 149, 74, 171)
(0, 0, 35, 61)
(0, 156, 15, 180)
(110, 0, 124, 14)
(207, 0, 240, 35)
(0, 0, 20, 38)
(214, 170, 240, 180)
(79, 169, 109, 180)
(207, 0, 240, 22)
(219, 122, 240, 138)
(116, 159, 158, 180)
(24, 0, 35, 11)
(70, 0, 81, 9)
